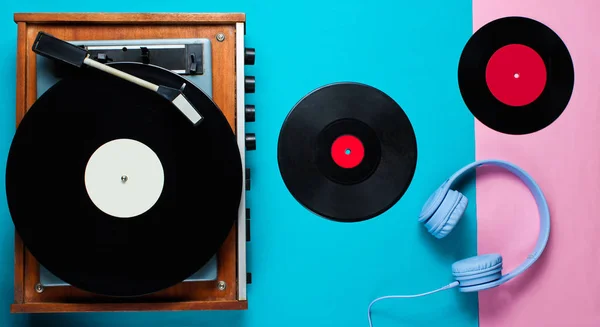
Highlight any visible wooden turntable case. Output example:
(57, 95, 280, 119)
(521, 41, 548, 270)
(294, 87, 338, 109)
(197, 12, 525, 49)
(11, 13, 249, 313)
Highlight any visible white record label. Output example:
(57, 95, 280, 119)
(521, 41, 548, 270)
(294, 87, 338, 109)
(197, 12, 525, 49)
(84, 138, 165, 218)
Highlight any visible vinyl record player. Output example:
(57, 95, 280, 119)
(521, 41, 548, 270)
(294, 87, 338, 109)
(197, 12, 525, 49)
(9, 12, 255, 313)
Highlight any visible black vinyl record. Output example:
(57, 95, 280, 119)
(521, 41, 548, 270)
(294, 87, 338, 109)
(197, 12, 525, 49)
(277, 83, 417, 222)
(458, 16, 574, 135)
(5, 63, 242, 296)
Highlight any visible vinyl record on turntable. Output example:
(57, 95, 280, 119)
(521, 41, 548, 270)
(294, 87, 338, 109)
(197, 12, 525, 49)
(5, 62, 243, 297)
(277, 83, 417, 222)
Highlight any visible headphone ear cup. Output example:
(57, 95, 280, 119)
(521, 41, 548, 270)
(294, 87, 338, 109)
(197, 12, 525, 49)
(434, 191, 468, 239)
(424, 190, 467, 239)
(418, 182, 448, 223)
(452, 254, 503, 292)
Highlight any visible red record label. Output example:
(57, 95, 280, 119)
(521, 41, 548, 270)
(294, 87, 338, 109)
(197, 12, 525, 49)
(331, 134, 364, 169)
(485, 44, 547, 107)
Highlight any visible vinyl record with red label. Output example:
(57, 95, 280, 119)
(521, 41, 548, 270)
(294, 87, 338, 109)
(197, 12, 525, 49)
(458, 16, 574, 135)
(277, 83, 417, 222)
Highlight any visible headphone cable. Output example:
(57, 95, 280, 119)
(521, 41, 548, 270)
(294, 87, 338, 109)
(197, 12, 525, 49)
(367, 281, 459, 327)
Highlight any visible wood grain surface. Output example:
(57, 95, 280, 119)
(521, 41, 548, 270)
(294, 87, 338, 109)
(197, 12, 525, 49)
(13, 22, 27, 305)
(14, 13, 245, 24)
(11, 300, 247, 313)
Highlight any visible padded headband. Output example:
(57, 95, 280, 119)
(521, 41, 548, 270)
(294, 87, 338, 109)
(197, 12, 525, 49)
(445, 159, 550, 286)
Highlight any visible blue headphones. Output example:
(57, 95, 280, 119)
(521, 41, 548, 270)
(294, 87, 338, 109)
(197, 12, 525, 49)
(368, 159, 550, 326)
(419, 159, 550, 292)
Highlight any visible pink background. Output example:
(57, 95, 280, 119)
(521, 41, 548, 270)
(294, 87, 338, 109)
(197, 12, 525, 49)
(474, 0, 600, 326)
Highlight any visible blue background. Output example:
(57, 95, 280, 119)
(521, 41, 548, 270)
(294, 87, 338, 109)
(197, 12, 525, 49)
(0, 1, 478, 326)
